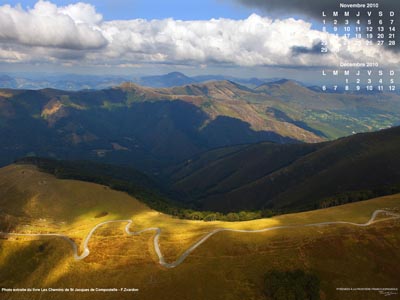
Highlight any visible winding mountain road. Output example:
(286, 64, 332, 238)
(1, 209, 399, 268)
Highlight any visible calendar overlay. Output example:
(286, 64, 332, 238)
(320, 2, 398, 92)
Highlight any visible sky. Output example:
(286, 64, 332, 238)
(0, 0, 399, 81)
(4, 0, 259, 20)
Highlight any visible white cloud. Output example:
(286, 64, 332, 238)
(58, 2, 102, 25)
(98, 14, 400, 68)
(0, 1, 399, 69)
(0, 1, 106, 50)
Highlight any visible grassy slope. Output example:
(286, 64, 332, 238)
(0, 84, 305, 172)
(170, 126, 400, 212)
(255, 80, 400, 138)
(0, 164, 399, 300)
(169, 142, 323, 202)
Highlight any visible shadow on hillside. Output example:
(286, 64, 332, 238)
(0, 238, 69, 288)
(0, 99, 298, 173)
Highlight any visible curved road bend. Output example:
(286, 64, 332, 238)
(0, 209, 399, 268)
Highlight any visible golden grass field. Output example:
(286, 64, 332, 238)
(0, 164, 399, 300)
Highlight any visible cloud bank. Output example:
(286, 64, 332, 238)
(0, 0, 399, 69)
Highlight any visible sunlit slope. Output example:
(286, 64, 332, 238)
(0, 164, 399, 300)
(2, 80, 400, 172)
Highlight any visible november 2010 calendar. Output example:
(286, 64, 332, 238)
(320, 1, 398, 92)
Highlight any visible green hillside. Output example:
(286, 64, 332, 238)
(1, 80, 399, 173)
(169, 126, 400, 213)
(15, 125, 400, 217)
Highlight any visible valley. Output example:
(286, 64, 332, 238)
(1, 79, 399, 173)
(168, 125, 400, 212)
(16, 124, 400, 217)
(0, 164, 399, 299)
(1, 72, 400, 300)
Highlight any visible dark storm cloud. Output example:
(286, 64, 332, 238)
(237, 0, 400, 50)
(236, 0, 399, 19)
(292, 41, 326, 56)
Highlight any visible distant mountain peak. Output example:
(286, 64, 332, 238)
(271, 79, 291, 84)
(118, 81, 143, 90)
(166, 71, 189, 78)
(138, 72, 196, 88)
(255, 79, 313, 95)
(0, 75, 13, 81)
(264, 79, 301, 87)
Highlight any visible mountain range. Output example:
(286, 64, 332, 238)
(0, 72, 271, 91)
(1, 79, 399, 174)
(12, 124, 400, 218)
(167, 125, 400, 213)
